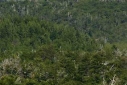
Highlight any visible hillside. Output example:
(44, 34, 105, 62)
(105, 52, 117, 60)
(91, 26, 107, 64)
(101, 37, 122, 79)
(1, 0, 127, 42)
(0, 0, 127, 85)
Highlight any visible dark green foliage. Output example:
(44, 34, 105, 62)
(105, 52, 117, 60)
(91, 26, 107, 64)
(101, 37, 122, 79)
(1, 0, 127, 42)
(0, 0, 127, 85)
(0, 75, 16, 85)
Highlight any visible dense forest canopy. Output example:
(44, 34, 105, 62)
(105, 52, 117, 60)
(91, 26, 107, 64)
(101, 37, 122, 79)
(1, 0, 127, 42)
(0, 0, 127, 85)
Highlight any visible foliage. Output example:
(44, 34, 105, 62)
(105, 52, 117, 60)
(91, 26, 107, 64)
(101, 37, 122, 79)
(0, 0, 127, 85)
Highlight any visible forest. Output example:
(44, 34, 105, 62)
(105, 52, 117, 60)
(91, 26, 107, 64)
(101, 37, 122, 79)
(0, 0, 127, 85)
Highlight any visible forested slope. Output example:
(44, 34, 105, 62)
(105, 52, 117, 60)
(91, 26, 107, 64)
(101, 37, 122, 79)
(1, 0, 127, 42)
(0, 0, 127, 85)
